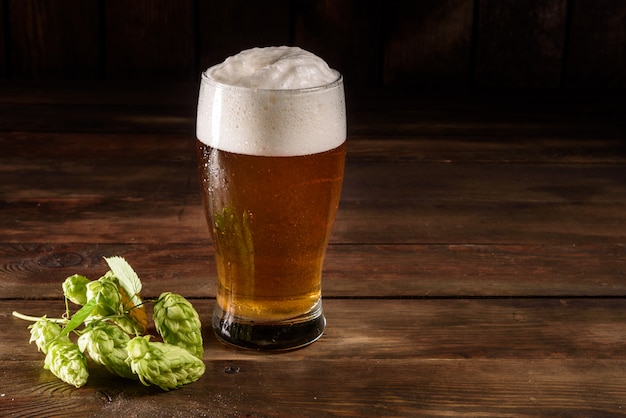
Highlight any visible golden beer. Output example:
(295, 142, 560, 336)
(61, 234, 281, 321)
(197, 143, 345, 320)
(196, 47, 346, 349)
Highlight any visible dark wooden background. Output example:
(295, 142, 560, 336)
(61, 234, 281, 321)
(1, 0, 625, 89)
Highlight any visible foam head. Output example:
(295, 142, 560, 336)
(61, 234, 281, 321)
(196, 47, 346, 157)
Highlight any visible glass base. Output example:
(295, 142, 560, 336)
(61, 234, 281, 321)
(212, 303, 326, 351)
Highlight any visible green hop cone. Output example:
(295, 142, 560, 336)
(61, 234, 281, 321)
(86, 273, 122, 318)
(127, 335, 205, 391)
(78, 321, 136, 380)
(28, 317, 66, 354)
(44, 339, 89, 388)
(153, 292, 203, 358)
(62, 274, 91, 306)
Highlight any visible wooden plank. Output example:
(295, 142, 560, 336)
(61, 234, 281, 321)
(474, 0, 567, 88)
(292, 0, 382, 86)
(335, 200, 626, 245)
(2, 132, 626, 166)
(5, 298, 626, 360)
(1, 184, 625, 246)
(3, 299, 626, 416)
(104, 0, 195, 81)
(348, 137, 626, 164)
(2, 150, 625, 245)
(1, 243, 625, 299)
(341, 161, 626, 203)
(563, 0, 626, 88)
(196, 1, 290, 73)
(6, 0, 102, 79)
(5, 149, 626, 201)
(2, 357, 625, 417)
(0, 132, 196, 161)
(4, 130, 625, 203)
(382, 0, 474, 87)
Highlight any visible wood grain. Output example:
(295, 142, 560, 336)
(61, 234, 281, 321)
(104, 0, 196, 81)
(3, 299, 626, 416)
(474, 0, 567, 88)
(292, 0, 383, 86)
(4, 297, 626, 362)
(2, 243, 625, 299)
(2, 155, 625, 245)
(0, 0, 6, 78)
(2, 358, 624, 417)
(6, 0, 101, 79)
(2, 81, 626, 416)
(2, 1, 626, 90)
(563, 0, 626, 88)
(197, 0, 291, 72)
(2, 131, 625, 164)
(382, 0, 474, 87)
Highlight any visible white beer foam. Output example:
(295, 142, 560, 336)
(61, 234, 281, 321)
(205, 46, 340, 89)
(197, 47, 346, 157)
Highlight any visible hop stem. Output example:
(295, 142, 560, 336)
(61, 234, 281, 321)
(12, 311, 66, 324)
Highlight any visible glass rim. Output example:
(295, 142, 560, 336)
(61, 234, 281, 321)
(200, 71, 343, 94)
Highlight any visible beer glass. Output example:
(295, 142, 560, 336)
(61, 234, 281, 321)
(196, 66, 346, 350)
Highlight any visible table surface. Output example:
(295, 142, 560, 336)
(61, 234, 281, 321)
(1, 81, 625, 417)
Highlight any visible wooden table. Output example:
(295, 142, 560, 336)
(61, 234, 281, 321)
(1, 81, 625, 417)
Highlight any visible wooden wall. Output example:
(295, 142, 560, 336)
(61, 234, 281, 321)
(1, 0, 625, 89)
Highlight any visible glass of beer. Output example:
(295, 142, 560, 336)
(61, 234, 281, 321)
(196, 47, 346, 350)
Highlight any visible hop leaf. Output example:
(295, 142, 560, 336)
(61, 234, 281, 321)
(62, 274, 91, 306)
(102, 257, 148, 335)
(78, 322, 136, 380)
(127, 335, 205, 391)
(153, 292, 203, 358)
(44, 339, 89, 388)
(104, 256, 142, 309)
(28, 317, 66, 354)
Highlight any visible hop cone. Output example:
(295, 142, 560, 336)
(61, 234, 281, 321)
(62, 274, 91, 306)
(29, 317, 65, 354)
(153, 292, 203, 358)
(86, 274, 122, 317)
(44, 339, 89, 388)
(78, 321, 136, 380)
(127, 335, 205, 391)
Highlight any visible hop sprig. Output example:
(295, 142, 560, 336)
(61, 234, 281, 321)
(153, 292, 203, 359)
(127, 335, 206, 391)
(13, 256, 205, 391)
